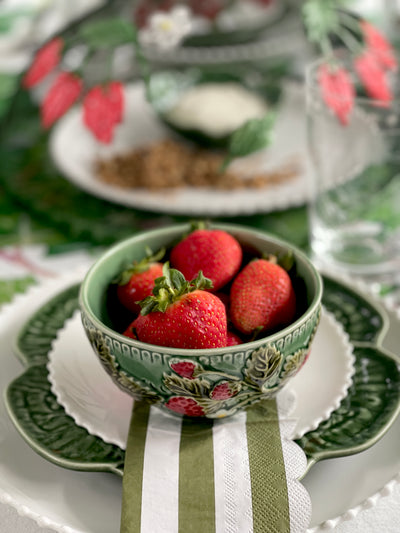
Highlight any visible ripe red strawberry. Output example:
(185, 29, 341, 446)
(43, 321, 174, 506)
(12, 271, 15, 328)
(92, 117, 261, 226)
(230, 258, 296, 335)
(41, 71, 82, 128)
(82, 81, 125, 144)
(170, 228, 242, 292)
(226, 330, 242, 346)
(123, 324, 137, 339)
(132, 264, 227, 349)
(23, 38, 63, 89)
(116, 248, 164, 315)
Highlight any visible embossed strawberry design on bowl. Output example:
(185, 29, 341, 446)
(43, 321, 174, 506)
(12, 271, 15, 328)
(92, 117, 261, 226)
(79, 223, 323, 418)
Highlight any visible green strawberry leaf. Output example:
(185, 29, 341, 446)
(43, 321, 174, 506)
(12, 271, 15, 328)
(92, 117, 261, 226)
(244, 345, 283, 390)
(138, 263, 213, 315)
(78, 18, 137, 49)
(191, 270, 213, 291)
(163, 374, 213, 398)
(115, 246, 165, 285)
(221, 113, 276, 171)
(302, 0, 340, 43)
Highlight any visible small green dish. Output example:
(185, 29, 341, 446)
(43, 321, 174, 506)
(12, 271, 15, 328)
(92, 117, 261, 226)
(147, 65, 287, 149)
(79, 223, 322, 419)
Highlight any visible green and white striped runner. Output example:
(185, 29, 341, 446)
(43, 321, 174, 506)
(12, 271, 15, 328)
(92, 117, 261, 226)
(121, 397, 311, 533)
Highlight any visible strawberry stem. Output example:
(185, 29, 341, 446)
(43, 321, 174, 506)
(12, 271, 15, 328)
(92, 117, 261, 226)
(138, 262, 213, 315)
(115, 246, 165, 285)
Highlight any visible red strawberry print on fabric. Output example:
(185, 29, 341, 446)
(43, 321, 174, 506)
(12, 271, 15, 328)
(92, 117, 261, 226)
(23, 38, 63, 89)
(170, 361, 197, 379)
(165, 397, 205, 416)
(360, 20, 397, 72)
(41, 72, 82, 128)
(83, 81, 125, 144)
(354, 51, 392, 104)
(317, 63, 355, 125)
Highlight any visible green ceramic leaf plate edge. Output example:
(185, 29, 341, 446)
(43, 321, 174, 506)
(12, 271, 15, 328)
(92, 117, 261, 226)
(4, 274, 400, 478)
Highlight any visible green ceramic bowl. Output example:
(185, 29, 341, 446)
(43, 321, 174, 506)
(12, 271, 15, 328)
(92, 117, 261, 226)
(79, 223, 322, 418)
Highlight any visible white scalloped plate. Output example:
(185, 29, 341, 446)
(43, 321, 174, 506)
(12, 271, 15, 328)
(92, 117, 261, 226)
(46, 307, 354, 449)
(49, 81, 310, 216)
(1, 273, 400, 533)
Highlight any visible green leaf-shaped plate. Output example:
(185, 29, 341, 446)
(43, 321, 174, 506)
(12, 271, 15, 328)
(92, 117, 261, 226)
(4, 274, 400, 477)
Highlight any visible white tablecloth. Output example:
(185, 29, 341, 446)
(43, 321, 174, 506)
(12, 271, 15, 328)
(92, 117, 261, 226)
(2, 486, 400, 532)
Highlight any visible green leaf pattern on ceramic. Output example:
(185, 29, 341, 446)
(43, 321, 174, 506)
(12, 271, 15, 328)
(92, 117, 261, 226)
(281, 348, 309, 379)
(85, 327, 318, 418)
(7, 364, 125, 475)
(297, 345, 400, 473)
(320, 277, 385, 343)
(15, 284, 80, 366)
(5, 276, 400, 474)
(86, 328, 162, 405)
(244, 345, 283, 390)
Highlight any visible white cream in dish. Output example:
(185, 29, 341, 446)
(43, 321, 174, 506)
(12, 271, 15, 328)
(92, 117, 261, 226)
(165, 82, 268, 138)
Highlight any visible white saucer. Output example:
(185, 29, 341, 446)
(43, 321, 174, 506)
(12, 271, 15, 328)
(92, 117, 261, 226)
(47, 308, 355, 449)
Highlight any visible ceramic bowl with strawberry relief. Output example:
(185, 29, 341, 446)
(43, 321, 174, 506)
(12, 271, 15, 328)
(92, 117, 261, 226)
(79, 223, 323, 419)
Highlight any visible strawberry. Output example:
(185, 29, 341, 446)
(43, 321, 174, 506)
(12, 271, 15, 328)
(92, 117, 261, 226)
(170, 228, 242, 292)
(23, 38, 63, 89)
(214, 291, 230, 311)
(116, 248, 164, 315)
(226, 330, 243, 346)
(41, 71, 82, 128)
(123, 324, 137, 339)
(132, 264, 227, 349)
(230, 258, 296, 335)
(82, 81, 125, 144)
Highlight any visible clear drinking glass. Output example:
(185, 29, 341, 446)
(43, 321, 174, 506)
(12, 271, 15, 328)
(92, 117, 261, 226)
(306, 60, 400, 278)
